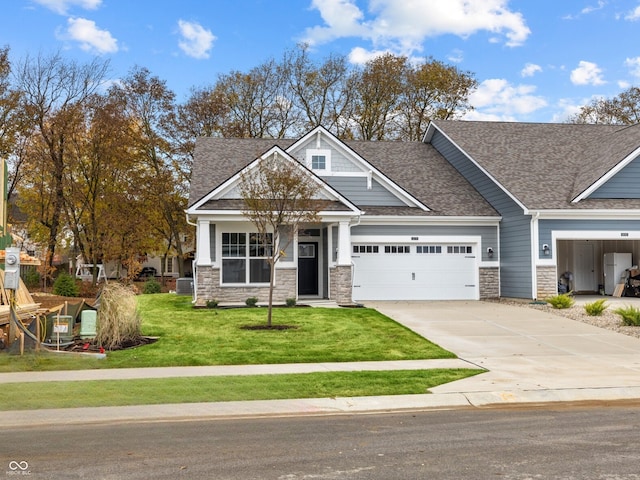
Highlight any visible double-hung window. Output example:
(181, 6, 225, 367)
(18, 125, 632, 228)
(222, 232, 272, 284)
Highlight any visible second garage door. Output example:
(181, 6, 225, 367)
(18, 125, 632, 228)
(351, 242, 478, 301)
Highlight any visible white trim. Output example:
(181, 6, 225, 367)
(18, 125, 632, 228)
(531, 214, 539, 298)
(572, 145, 640, 203)
(351, 234, 481, 244)
(551, 229, 640, 240)
(529, 209, 640, 219)
(306, 148, 331, 174)
(357, 215, 501, 226)
(426, 122, 528, 212)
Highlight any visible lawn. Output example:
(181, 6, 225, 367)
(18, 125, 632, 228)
(0, 293, 483, 408)
(0, 293, 455, 371)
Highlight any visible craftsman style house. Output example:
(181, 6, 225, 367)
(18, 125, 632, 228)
(186, 121, 640, 305)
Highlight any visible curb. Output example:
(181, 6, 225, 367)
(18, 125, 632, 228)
(3, 387, 640, 428)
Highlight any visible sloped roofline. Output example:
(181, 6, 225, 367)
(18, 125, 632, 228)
(288, 126, 430, 211)
(571, 145, 640, 203)
(424, 121, 528, 212)
(186, 144, 363, 215)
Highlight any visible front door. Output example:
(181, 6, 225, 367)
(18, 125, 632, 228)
(298, 242, 318, 295)
(574, 241, 596, 293)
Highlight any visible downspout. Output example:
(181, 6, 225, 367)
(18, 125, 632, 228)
(185, 213, 198, 304)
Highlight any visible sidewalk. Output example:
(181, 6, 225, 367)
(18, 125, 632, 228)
(3, 299, 640, 426)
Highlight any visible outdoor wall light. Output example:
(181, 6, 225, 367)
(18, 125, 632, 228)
(487, 247, 494, 258)
(542, 244, 550, 256)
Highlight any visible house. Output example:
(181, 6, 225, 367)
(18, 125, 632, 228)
(186, 122, 640, 305)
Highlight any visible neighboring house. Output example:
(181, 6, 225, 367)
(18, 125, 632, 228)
(186, 122, 640, 305)
(428, 120, 640, 300)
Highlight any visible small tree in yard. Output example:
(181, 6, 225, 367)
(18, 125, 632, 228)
(238, 151, 323, 327)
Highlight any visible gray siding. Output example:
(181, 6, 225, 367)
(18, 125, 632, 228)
(431, 131, 532, 298)
(209, 223, 216, 262)
(351, 224, 498, 261)
(290, 137, 361, 173)
(539, 219, 640, 255)
(324, 177, 405, 206)
(589, 155, 640, 198)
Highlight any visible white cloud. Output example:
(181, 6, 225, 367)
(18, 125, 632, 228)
(33, 0, 101, 15)
(177, 20, 216, 59)
(521, 63, 542, 77)
(625, 56, 640, 78)
(303, 0, 531, 59)
(62, 17, 118, 54)
(464, 78, 547, 120)
(625, 5, 640, 20)
(570, 60, 605, 85)
(447, 49, 464, 64)
(348, 46, 390, 64)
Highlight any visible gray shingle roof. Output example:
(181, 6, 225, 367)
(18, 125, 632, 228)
(432, 120, 640, 210)
(189, 135, 498, 217)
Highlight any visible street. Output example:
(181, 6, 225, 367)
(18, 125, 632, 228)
(4, 404, 640, 479)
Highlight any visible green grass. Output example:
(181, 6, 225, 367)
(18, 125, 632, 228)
(0, 294, 454, 372)
(0, 369, 482, 410)
(0, 294, 482, 407)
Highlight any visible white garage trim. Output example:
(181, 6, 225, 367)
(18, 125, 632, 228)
(350, 236, 480, 301)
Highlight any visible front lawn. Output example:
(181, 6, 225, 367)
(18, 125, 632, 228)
(0, 294, 454, 371)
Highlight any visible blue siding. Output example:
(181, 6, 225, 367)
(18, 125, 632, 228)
(589, 155, 640, 198)
(209, 223, 216, 262)
(352, 224, 498, 261)
(324, 177, 406, 206)
(431, 131, 532, 298)
(539, 219, 640, 254)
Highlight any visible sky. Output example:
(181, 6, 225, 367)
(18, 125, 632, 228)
(3, 0, 640, 123)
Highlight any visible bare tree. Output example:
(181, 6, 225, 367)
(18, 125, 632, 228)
(569, 86, 640, 125)
(238, 152, 323, 327)
(14, 51, 109, 269)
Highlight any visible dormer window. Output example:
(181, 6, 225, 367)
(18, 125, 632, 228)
(306, 149, 331, 173)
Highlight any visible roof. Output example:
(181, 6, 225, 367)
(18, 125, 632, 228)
(431, 120, 640, 210)
(189, 136, 498, 217)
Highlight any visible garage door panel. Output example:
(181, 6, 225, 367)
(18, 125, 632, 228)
(351, 243, 478, 301)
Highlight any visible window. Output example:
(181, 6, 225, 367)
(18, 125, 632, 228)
(222, 232, 272, 284)
(163, 256, 174, 273)
(306, 149, 331, 172)
(447, 245, 473, 254)
(311, 155, 326, 170)
(417, 245, 442, 254)
(384, 245, 410, 254)
(353, 245, 379, 254)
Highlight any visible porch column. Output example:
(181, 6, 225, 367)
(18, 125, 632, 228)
(197, 219, 211, 265)
(337, 221, 351, 265)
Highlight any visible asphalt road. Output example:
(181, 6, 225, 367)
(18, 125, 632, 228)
(5, 404, 640, 479)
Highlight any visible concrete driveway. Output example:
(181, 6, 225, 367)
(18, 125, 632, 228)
(365, 300, 640, 395)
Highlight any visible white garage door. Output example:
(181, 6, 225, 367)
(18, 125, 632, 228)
(351, 243, 478, 301)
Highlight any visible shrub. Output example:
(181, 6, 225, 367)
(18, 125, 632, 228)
(142, 277, 162, 294)
(95, 283, 142, 350)
(206, 299, 218, 309)
(584, 299, 608, 316)
(614, 306, 640, 326)
(52, 272, 79, 297)
(23, 268, 41, 289)
(245, 296, 258, 307)
(545, 293, 575, 309)
(286, 297, 297, 307)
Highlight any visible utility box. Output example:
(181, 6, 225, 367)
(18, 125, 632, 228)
(79, 310, 98, 339)
(47, 315, 75, 344)
(4, 246, 20, 290)
(176, 278, 193, 295)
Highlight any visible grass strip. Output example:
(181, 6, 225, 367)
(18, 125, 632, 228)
(0, 369, 481, 410)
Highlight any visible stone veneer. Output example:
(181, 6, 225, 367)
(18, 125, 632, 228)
(536, 265, 558, 299)
(330, 265, 353, 305)
(479, 267, 499, 299)
(195, 266, 296, 306)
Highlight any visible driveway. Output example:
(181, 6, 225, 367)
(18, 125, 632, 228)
(364, 300, 640, 395)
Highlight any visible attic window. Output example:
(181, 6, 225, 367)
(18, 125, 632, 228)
(306, 149, 331, 172)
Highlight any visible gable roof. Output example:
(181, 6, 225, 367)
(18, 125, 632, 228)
(429, 120, 640, 210)
(188, 134, 498, 217)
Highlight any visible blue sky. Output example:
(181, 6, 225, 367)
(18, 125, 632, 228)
(3, 0, 640, 123)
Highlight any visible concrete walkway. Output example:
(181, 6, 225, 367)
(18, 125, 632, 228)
(3, 299, 640, 426)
